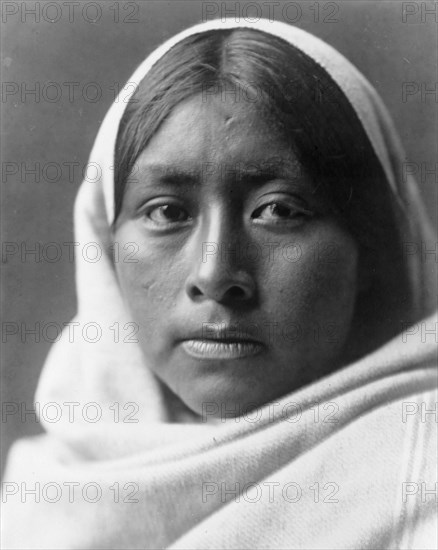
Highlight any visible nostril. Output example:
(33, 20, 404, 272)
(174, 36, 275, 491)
(189, 285, 203, 299)
(188, 283, 249, 302)
(186, 274, 256, 303)
(227, 286, 247, 300)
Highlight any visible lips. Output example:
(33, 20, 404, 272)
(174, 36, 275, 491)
(181, 338, 264, 360)
(177, 323, 265, 360)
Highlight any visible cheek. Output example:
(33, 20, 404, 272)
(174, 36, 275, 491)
(262, 224, 359, 340)
(114, 219, 358, 361)
(114, 223, 185, 318)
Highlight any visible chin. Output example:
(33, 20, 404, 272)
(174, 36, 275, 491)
(173, 376, 285, 421)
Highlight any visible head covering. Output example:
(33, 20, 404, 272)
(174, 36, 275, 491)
(2, 19, 437, 550)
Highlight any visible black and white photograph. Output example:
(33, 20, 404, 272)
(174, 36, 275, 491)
(1, 1, 437, 548)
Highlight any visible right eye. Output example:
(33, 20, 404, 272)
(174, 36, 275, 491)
(142, 202, 193, 230)
(148, 204, 190, 223)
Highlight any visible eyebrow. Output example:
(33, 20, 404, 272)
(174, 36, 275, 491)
(131, 159, 305, 186)
(130, 164, 198, 185)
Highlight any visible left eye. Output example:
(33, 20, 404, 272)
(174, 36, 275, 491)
(252, 202, 310, 221)
(147, 204, 191, 224)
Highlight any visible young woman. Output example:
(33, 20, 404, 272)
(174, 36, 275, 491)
(2, 18, 436, 550)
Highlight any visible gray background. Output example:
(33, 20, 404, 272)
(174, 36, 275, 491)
(1, 0, 437, 468)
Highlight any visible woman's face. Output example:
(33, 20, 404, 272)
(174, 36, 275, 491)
(114, 94, 359, 418)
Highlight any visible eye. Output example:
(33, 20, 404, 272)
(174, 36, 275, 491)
(251, 201, 313, 224)
(253, 203, 294, 220)
(145, 203, 191, 226)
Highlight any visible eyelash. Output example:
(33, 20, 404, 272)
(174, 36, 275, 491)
(251, 202, 314, 225)
(145, 204, 192, 225)
(142, 199, 314, 229)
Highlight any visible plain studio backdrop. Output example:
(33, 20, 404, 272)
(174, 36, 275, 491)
(1, 0, 437, 471)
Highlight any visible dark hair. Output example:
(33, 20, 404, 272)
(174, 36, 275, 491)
(114, 28, 418, 357)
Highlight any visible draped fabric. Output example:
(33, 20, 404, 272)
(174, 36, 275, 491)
(2, 19, 437, 550)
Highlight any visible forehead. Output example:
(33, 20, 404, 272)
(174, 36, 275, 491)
(134, 93, 299, 170)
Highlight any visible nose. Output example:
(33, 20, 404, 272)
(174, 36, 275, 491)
(186, 265, 256, 303)
(185, 209, 256, 305)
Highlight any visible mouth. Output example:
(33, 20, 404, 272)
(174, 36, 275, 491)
(181, 339, 264, 360)
(176, 321, 266, 360)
